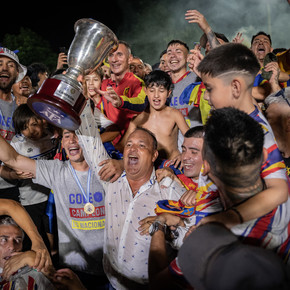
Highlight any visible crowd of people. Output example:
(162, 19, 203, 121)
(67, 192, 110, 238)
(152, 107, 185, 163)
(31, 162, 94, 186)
(0, 8, 290, 290)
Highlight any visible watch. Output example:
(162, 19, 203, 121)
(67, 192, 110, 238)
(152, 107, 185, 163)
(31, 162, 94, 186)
(149, 220, 167, 236)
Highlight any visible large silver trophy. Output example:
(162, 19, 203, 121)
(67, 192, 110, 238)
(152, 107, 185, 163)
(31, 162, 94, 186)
(27, 18, 118, 130)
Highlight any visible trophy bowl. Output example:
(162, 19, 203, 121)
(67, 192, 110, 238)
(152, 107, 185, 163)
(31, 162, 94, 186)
(27, 18, 118, 131)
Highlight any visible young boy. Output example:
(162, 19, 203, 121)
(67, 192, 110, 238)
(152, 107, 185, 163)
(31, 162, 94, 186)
(196, 43, 289, 228)
(1, 104, 59, 251)
(117, 70, 189, 163)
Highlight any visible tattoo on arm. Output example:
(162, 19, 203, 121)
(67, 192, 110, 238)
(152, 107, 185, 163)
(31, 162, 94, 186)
(207, 29, 220, 49)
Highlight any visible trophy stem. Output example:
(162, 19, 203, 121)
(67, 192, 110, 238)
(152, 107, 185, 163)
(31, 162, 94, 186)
(66, 66, 83, 80)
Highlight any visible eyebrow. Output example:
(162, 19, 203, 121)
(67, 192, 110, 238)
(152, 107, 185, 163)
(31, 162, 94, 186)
(182, 145, 200, 151)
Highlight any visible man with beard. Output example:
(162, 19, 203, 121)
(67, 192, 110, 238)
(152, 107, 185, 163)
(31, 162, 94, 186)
(0, 47, 26, 143)
(0, 47, 27, 201)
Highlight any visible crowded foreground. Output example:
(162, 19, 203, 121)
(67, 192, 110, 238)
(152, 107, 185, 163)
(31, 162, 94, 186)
(0, 8, 290, 290)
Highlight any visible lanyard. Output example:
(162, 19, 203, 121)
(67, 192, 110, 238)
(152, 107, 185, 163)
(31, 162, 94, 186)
(69, 161, 91, 203)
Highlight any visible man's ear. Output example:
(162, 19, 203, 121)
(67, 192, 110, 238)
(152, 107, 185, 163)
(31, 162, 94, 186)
(262, 148, 268, 164)
(202, 160, 210, 176)
(152, 150, 159, 163)
(128, 54, 133, 63)
(231, 79, 242, 99)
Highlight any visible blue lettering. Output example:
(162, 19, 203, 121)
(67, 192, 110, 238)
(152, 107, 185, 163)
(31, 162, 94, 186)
(94, 192, 103, 202)
(2, 116, 6, 126)
(173, 97, 178, 106)
(69, 192, 104, 204)
(6, 117, 11, 127)
(69, 194, 75, 204)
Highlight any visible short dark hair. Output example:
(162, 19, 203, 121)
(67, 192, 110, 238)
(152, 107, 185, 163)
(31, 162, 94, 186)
(12, 104, 42, 134)
(144, 70, 173, 91)
(203, 107, 264, 187)
(184, 125, 205, 138)
(251, 31, 272, 45)
(167, 40, 189, 52)
(133, 127, 158, 151)
(198, 43, 260, 82)
(117, 40, 132, 55)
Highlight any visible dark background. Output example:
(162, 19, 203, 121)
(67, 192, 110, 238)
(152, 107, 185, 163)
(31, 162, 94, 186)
(2, 0, 290, 66)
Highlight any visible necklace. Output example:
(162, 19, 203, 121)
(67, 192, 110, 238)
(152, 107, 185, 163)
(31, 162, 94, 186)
(68, 161, 94, 214)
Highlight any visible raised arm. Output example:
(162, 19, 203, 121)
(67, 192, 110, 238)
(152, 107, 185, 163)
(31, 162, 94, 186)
(185, 9, 220, 50)
(0, 135, 36, 177)
(0, 199, 51, 271)
(76, 100, 111, 184)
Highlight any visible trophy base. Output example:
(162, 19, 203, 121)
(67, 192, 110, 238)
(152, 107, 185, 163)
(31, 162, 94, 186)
(27, 78, 86, 131)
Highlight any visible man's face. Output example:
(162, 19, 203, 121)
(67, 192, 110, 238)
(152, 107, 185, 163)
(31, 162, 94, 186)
(0, 56, 18, 92)
(108, 43, 130, 76)
(62, 129, 85, 163)
(129, 58, 146, 79)
(123, 129, 158, 181)
(166, 43, 188, 73)
(182, 137, 204, 179)
(251, 35, 273, 64)
(0, 225, 23, 268)
(202, 73, 233, 109)
(12, 75, 32, 98)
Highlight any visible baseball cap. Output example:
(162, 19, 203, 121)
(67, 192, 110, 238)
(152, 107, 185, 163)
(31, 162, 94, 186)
(199, 32, 229, 49)
(178, 223, 290, 290)
(0, 47, 27, 82)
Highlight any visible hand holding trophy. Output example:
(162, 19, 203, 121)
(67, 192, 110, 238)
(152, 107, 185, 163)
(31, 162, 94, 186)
(27, 18, 118, 130)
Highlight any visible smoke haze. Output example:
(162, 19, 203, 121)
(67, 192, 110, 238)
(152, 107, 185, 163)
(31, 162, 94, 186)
(114, 0, 290, 65)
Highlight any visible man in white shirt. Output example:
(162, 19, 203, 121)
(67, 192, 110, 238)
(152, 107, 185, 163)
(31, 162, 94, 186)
(76, 101, 182, 289)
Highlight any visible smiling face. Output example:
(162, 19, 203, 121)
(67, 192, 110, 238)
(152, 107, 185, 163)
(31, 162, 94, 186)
(62, 130, 85, 164)
(0, 225, 23, 268)
(123, 129, 158, 182)
(12, 75, 32, 98)
(108, 43, 130, 78)
(182, 137, 204, 180)
(166, 43, 188, 73)
(146, 84, 170, 111)
(21, 117, 45, 140)
(251, 34, 273, 65)
(0, 56, 18, 92)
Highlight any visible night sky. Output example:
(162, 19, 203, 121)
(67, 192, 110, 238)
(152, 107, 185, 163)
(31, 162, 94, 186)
(2, 0, 290, 66)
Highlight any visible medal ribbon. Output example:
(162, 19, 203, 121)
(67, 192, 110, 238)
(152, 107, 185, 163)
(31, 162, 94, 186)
(69, 161, 91, 204)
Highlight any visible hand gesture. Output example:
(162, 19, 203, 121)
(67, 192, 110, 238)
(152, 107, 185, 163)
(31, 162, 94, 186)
(185, 9, 211, 34)
(97, 87, 122, 108)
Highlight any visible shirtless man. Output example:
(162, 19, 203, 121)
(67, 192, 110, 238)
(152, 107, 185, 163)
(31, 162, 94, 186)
(117, 70, 189, 163)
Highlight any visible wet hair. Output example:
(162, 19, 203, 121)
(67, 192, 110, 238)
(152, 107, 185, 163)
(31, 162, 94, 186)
(0, 216, 24, 239)
(12, 104, 42, 135)
(198, 43, 260, 84)
(251, 31, 272, 45)
(203, 107, 264, 187)
(133, 127, 158, 151)
(184, 125, 205, 139)
(167, 40, 189, 52)
(144, 70, 173, 91)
